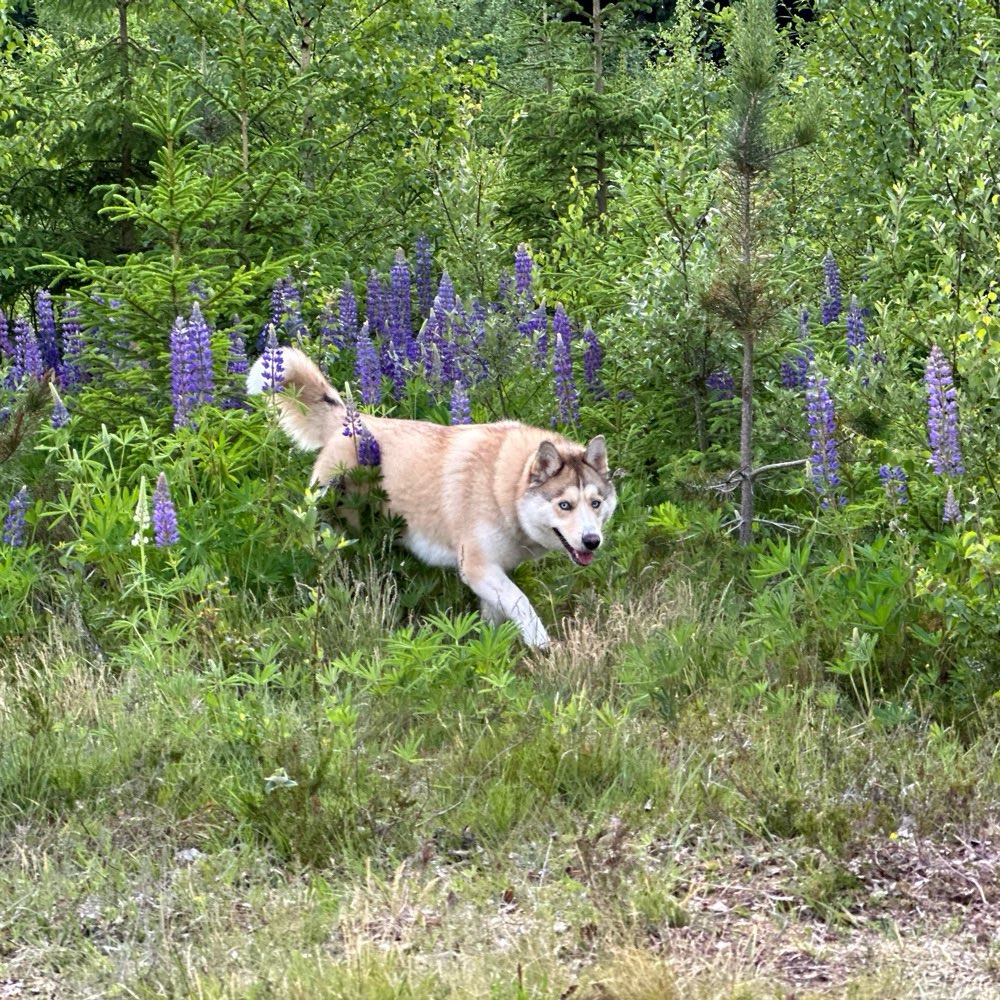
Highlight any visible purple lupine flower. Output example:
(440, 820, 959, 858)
(258, 327, 286, 392)
(334, 274, 358, 349)
(226, 324, 249, 379)
(514, 243, 533, 299)
(420, 307, 464, 387)
(169, 307, 214, 428)
(258, 277, 287, 352)
(281, 276, 307, 343)
(527, 305, 549, 366)
(925, 344, 963, 477)
(432, 279, 459, 346)
(354, 321, 381, 405)
(222, 324, 249, 409)
(389, 248, 416, 364)
(415, 235, 434, 318)
(380, 341, 407, 401)
(449, 380, 471, 425)
(51, 392, 70, 428)
(942, 485, 962, 525)
(187, 301, 215, 405)
(496, 270, 512, 308)
(311, 300, 337, 353)
(0, 311, 13, 358)
(706, 368, 735, 400)
(382, 256, 409, 400)
(878, 464, 908, 505)
(440, 337, 463, 387)
(435, 271, 456, 316)
(366, 270, 388, 341)
(419, 311, 442, 381)
(552, 304, 579, 425)
(342, 405, 380, 466)
(14, 317, 44, 381)
(152, 472, 180, 546)
(519, 302, 547, 340)
(464, 299, 489, 383)
(36, 290, 61, 373)
(582, 325, 607, 398)
(169, 317, 197, 427)
(821, 251, 842, 326)
(781, 310, 814, 390)
(845, 295, 867, 366)
(3, 486, 29, 547)
(59, 301, 87, 388)
(805, 372, 843, 506)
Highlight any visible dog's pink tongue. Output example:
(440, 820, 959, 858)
(574, 549, 594, 566)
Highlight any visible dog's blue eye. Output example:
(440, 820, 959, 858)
(591, 499, 601, 509)
(558, 501, 572, 511)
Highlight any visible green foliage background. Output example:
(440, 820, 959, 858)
(2, 4, 1000, 990)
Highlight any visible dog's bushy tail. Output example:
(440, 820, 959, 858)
(246, 346, 344, 450)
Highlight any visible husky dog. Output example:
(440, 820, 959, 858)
(247, 347, 616, 648)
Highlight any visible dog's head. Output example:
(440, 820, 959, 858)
(519, 435, 617, 566)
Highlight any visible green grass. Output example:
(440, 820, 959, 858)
(2, 564, 999, 998)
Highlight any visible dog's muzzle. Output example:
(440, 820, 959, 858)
(553, 528, 599, 566)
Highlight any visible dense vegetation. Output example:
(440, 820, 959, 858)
(2, 1, 999, 995)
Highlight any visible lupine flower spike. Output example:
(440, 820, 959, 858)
(514, 243, 533, 300)
(415, 235, 434, 318)
(152, 472, 180, 547)
(449, 380, 471, 425)
(169, 317, 194, 427)
(187, 302, 215, 405)
(354, 321, 381, 405)
(281, 277, 307, 342)
(552, 304, 579, 426)
(169, 306, 215, 427)
(258, 278, 287, 351)
(342, 404, 381, 466)
(366, 270, 387, 340)
(338, 276, 358, 350)
(942, 485, 962, 525)
(390, 248, 416, 364)
(845, 295, 867, 366)
(582, 325, 606, 398)
(435, 271, 456, 315)
(36, 290, 62, 372)
(805, 372, 843, 507)
(3, 486, 30, 547)
(781, 310, 814, 390)
(706, 369, 735, 401)
(821, 251, 842, 326)
(0, 311, 13, 358)
(59, 301, 87, 388)
(259, 327, 286, 392)
(14, 317, 44, 382)
(51, 386, 70, 428)
(878, 465, 908, 506)
(925, 344, 963, 477)
(223, 324, 249, 410)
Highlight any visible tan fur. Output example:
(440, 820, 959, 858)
(248, 347, 617, 647)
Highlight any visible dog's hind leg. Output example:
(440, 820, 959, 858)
(459, 552, 550, 649)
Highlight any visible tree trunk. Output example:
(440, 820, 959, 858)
(738, 170, 755, 545)
(592, 0, 608, 220)
(117, 0, 135, 253)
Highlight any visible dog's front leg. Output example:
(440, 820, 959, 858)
(460, 558, 550, 649)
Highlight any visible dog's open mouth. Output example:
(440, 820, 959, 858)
(553, 528, 595, 567)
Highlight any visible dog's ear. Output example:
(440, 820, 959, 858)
(529, 440, 563, 485)
(584, 435, 609, 476)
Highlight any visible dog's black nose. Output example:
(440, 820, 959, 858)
(582, 533, 601, 551)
